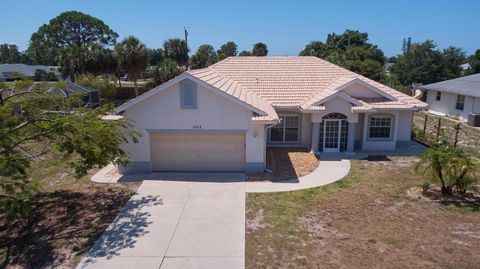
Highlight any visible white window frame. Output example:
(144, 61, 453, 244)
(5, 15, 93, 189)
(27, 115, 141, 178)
(368, 115, 393, 140)
(435, 91, 441, 101)
(269, 113, 301, 143)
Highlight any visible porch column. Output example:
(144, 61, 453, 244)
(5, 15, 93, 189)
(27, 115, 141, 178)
(347, 122, 356, 153)
(311, 122, 320, 153)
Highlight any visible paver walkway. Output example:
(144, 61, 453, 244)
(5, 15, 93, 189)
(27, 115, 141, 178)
(77, 173, 245, 269)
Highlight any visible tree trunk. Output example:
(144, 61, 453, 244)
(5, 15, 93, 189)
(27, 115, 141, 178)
(118, 77, 122, 89)
(441, 186, 453, 195)
(133, 79, 139, 97)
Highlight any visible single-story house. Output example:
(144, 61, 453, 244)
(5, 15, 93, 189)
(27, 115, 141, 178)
(0, 64, 58, 81)
(114, 56, 427, 174)
(1, 81, 100, 107)
(422, 73, 480, 124)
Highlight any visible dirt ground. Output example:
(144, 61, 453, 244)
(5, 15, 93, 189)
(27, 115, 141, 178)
(246, 156, 480, 269)
(0, 159, 138, 269)
(248, 148, 319, 181)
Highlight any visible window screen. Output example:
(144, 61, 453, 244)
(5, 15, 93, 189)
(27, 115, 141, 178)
(456, 95, 465, 110)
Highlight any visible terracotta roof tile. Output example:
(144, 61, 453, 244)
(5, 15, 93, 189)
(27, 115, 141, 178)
(188, 56, 427, 119)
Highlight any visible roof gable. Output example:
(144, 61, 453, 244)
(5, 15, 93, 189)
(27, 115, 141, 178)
(114, 72, 275, 120)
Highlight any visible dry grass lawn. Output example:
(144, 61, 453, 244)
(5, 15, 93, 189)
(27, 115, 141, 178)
(246, 156, 480, 269)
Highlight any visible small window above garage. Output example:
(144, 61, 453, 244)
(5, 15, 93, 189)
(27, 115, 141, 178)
(180, 80, 197, 109)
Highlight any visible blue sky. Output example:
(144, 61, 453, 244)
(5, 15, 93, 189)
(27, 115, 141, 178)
(2, 0, 479, 57)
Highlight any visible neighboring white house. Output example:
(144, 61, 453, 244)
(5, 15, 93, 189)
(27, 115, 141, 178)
(422, 73, 480, 122)
(114, 56, 427, 174)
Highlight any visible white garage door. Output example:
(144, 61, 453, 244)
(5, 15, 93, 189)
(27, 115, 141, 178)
(150, 132, 246, 172)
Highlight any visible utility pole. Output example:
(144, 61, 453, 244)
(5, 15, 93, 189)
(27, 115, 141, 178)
(184, 27, 189, 70)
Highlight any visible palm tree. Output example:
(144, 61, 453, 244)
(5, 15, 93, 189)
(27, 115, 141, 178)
(416, 141, 478, 194)
(163, 38, 189, 68)
(115, 36, 148, 97)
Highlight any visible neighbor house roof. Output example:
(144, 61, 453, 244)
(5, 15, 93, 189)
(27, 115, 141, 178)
(421, 73, 480, 98)
(188, 56, 427, 113)
(0, 64, 57, 80)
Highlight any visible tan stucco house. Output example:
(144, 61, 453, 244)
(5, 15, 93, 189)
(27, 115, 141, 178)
(114, 56, 427, 173)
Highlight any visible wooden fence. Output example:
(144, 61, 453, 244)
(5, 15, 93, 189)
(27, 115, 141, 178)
(412, 112, 480, 159)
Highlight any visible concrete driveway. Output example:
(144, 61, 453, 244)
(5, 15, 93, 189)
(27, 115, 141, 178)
(77, 173, 245, 269)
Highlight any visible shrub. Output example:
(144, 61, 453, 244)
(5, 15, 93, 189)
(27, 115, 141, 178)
(77, 74, 116, 99)
(416, 141, 478, 195)
(419, 182, 431, 194)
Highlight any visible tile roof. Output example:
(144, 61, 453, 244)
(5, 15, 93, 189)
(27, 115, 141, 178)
(188, 56, 427, 115)
(421, 73, 480, 97)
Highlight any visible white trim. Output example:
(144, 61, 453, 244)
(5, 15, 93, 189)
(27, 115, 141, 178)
(337, 78, 397, 101)
(114, 72, 268, 116)
(314, 92, 363, 106)
(323, 119, 341, 152)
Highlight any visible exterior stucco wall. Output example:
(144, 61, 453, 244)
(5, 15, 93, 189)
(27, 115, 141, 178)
(120, 80, 266, 173)
(426, 90, 479, 122)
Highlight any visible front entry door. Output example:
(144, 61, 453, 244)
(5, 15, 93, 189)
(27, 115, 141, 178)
(323, 120, 341, 152)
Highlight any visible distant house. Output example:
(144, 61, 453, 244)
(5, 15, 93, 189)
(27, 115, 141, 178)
(0, 64, 59, 81)
(1, 81, 100, 107)
(422, 73, 480, 124)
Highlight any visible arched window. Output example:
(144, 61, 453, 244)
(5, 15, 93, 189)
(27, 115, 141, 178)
(322, 113, 347, 120)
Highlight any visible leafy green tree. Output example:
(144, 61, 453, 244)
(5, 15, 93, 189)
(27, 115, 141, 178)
(190, 44, 218, 69)
(0, 44, 22, 63)
(115, 36, 148, 97)
(442, 46, 466, 79)
(163, 38, 189, 67)
(28, 11, 118, 75)
(33, 69, 58, 81)
(217, 41, 238, 60)
(466, 49, 480, 74)
(300, 30, 386, 81)
(391, 40, 446, 86)
(238, 50, 252, 56)
(0, 79, 138, 219)
(252, 42, 268, 56)
(416, 141, 478, 195)
(148, 48, 165, 66)
(85, 45, 118, 76)
(152, 58, 182, 85)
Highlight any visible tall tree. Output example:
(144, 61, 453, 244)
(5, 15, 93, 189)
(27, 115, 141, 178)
(0, 44, 22, 63)
(115, 36, 148, 97)
(391, 40, 456, 86)
(299, 30, 386, 81)
(252, 42, 268, 56)
(28, 11, 118, 76)
(163, 38, 189, 67)
(148, 48, 165, 66)
(84, 45, 118, 76)
(217, 41, 238, 60)
(238, 50, 252, 56)
(442, 46, 466, 79)
(466, 49, 480, 75)
(190, 44, 218, 69)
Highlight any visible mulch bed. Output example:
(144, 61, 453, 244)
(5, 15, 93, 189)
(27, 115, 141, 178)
(247, 148, 319, 182)
(408, 185, 480, 204)
(0, 187, 135, 269)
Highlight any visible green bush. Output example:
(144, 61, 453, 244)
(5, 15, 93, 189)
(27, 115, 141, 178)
(77, 74, 116, 99)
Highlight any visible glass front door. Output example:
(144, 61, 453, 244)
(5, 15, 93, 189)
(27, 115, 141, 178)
(323, 120, 341, 152)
